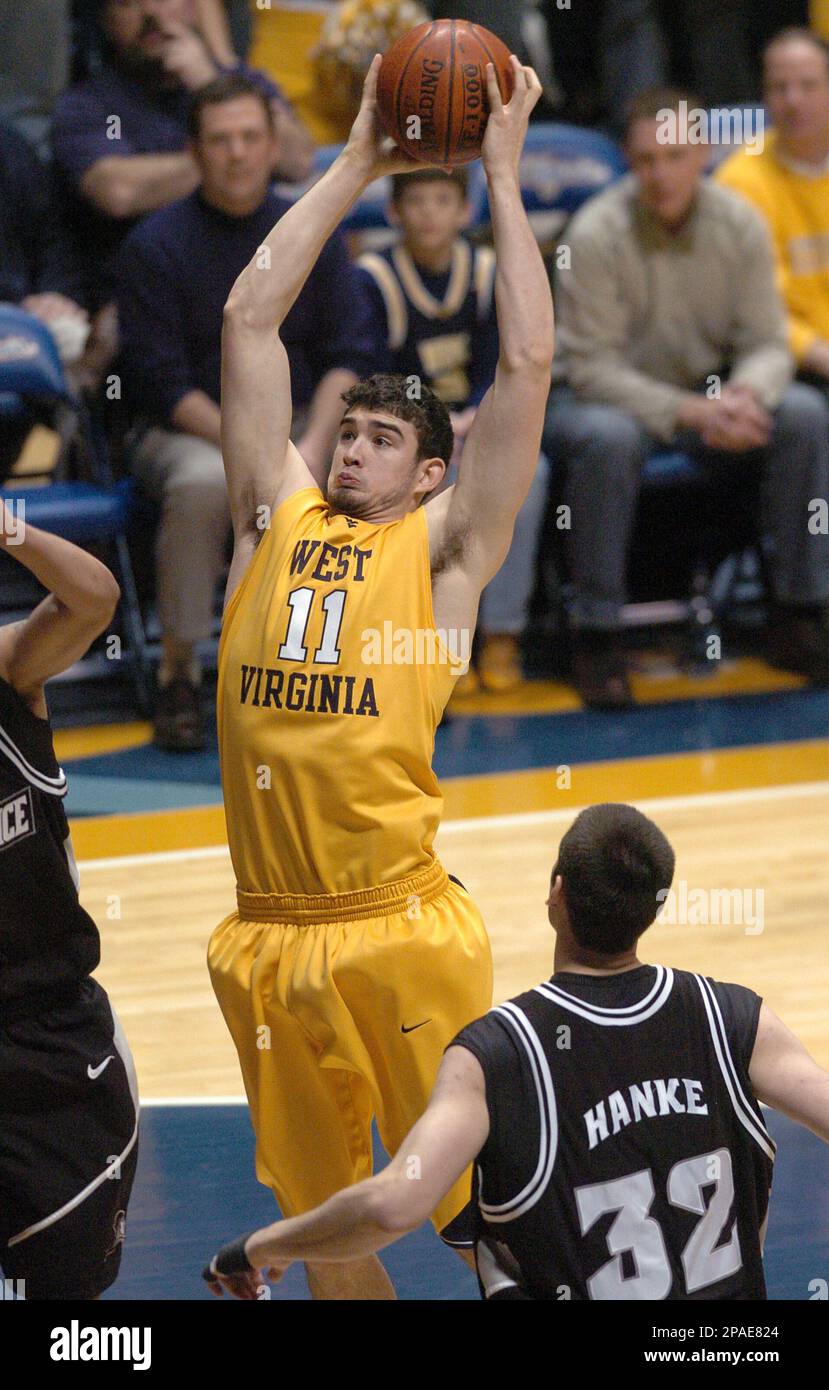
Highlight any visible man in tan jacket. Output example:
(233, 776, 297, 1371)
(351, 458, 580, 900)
(544, 87, 829, 709)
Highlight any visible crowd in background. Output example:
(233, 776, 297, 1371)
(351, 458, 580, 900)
(3, 1, 829, 749)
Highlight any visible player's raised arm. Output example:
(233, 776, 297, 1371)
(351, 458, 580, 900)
(432, 59, 554, 587)
(0, 505, 120, 712)
(221, 57, 421, 567)
(203, 1046, 489, 1297)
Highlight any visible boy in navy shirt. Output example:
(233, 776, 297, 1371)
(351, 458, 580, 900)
(357, 170, 549, 693)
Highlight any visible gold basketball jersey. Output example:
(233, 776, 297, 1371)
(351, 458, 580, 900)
(217, 487, 464, 896)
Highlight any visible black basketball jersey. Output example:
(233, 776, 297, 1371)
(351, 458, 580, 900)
(454, 964, 775, 1301)
(0, 675, 99, 1018)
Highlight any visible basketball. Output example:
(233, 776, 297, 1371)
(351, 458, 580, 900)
(376, 19, 514, 167)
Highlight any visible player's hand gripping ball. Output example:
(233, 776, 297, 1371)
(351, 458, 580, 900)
(376, 18, 514, 166)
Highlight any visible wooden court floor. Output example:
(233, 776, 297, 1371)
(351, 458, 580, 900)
(82, 783, 829, 1099)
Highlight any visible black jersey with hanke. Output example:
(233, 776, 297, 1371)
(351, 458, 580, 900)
(453, 964, 776, 1301)
(0, 674, 99, 1018)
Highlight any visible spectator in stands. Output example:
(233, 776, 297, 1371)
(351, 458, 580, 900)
(0, 117, 90, 477)
(53, 0, 315, 305)
(115, 75, 374, 751)
(357, 169, 548, 693)
(544, 88, 829, 709)
(0, 1, 71, 159)
(718, 29, 829, 392)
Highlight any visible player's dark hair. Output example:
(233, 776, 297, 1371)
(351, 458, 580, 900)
(763, 25, 829, 74)
(554, 804, 675, 955)
(187, 74, 275, 142)
(390, 168, 470, 203)
(624, 86, 703, 141)
(340, 373, 455, 473)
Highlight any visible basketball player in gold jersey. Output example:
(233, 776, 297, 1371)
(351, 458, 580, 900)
(208, 54, 553, 1300)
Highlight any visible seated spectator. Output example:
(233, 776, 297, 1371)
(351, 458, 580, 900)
(0, 118, 91, 477)
(356, 169, 549, 693)
(53, 0, 315, 306)
(544, 88, 829, 709)
(115, 74, 375, 751)
(717, 29, 829, 391)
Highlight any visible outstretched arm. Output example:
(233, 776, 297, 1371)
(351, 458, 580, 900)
(749, 1003, 829, 1144)
(221, 56, 422, 598)
(203, 1046, 489, 1297)
(431, 60, 554, 592)
(0, 505, 120, 714)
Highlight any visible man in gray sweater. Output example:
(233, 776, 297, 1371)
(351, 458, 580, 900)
(545, 87, 829, 709)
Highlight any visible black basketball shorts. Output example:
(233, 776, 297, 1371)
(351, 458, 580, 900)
(0, 977, 139, 1300)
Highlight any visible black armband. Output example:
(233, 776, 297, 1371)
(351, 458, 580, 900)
(203, 1232, 257, 1283)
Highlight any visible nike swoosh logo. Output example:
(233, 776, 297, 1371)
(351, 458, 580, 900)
(87, 1055, 115, 1080)
(401, 1020, 432, 1034)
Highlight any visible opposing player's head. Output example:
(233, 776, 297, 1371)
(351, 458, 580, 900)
(548, 804, 675, 961)
(388, 170, 473, 262)
(328, 374, 453, 518)
(625, 87, 708, 231)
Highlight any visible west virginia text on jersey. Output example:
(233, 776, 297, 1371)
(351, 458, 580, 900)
(217, 487, 459, 897)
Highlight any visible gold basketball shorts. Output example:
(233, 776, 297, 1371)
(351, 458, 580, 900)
(207, 859, 493, 1244)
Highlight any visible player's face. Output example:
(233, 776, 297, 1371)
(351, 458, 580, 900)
(192, 98, 277, 212)
(765, 42, 829, 148)
(328, 410, 431, 516)
(626, 119, 708, 229)
(392, 183, 471, 260)
(102, 0, 192, 59)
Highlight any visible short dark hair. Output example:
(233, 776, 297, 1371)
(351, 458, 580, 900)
(764, 25, 829, 74)
(390, 168, 469, 204)
(624, 86, 702, 142)
(554, 804, 675, 955)
(340, 373, 455, 474)
(187, 74, 275, 142)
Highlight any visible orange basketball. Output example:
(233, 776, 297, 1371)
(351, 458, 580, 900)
(376, 19, 514, 167)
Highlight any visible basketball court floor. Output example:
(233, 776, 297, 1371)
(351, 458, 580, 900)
(58, 657, 829, 1300)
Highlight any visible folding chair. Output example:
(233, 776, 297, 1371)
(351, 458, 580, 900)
(0, 305, 151, 713)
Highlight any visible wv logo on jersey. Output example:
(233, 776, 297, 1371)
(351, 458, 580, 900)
(0, 786, 35, 853)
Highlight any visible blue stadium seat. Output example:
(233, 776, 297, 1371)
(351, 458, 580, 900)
(470, 121, 628, 229)
(275, 145, 395, 232)
(0, 307, 151, 712)
(4, 478, 133, 543)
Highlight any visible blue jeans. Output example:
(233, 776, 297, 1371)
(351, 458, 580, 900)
(444, 451, 550, 635)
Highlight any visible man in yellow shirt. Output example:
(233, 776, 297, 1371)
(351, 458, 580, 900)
(209, 56, 553, 1300)
(717, 27, 829, 381)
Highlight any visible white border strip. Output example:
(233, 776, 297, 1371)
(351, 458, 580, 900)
(117, 1096, 778, 1112)
(140, 1095, 246, 1106)
(437, 779, 829, 835)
